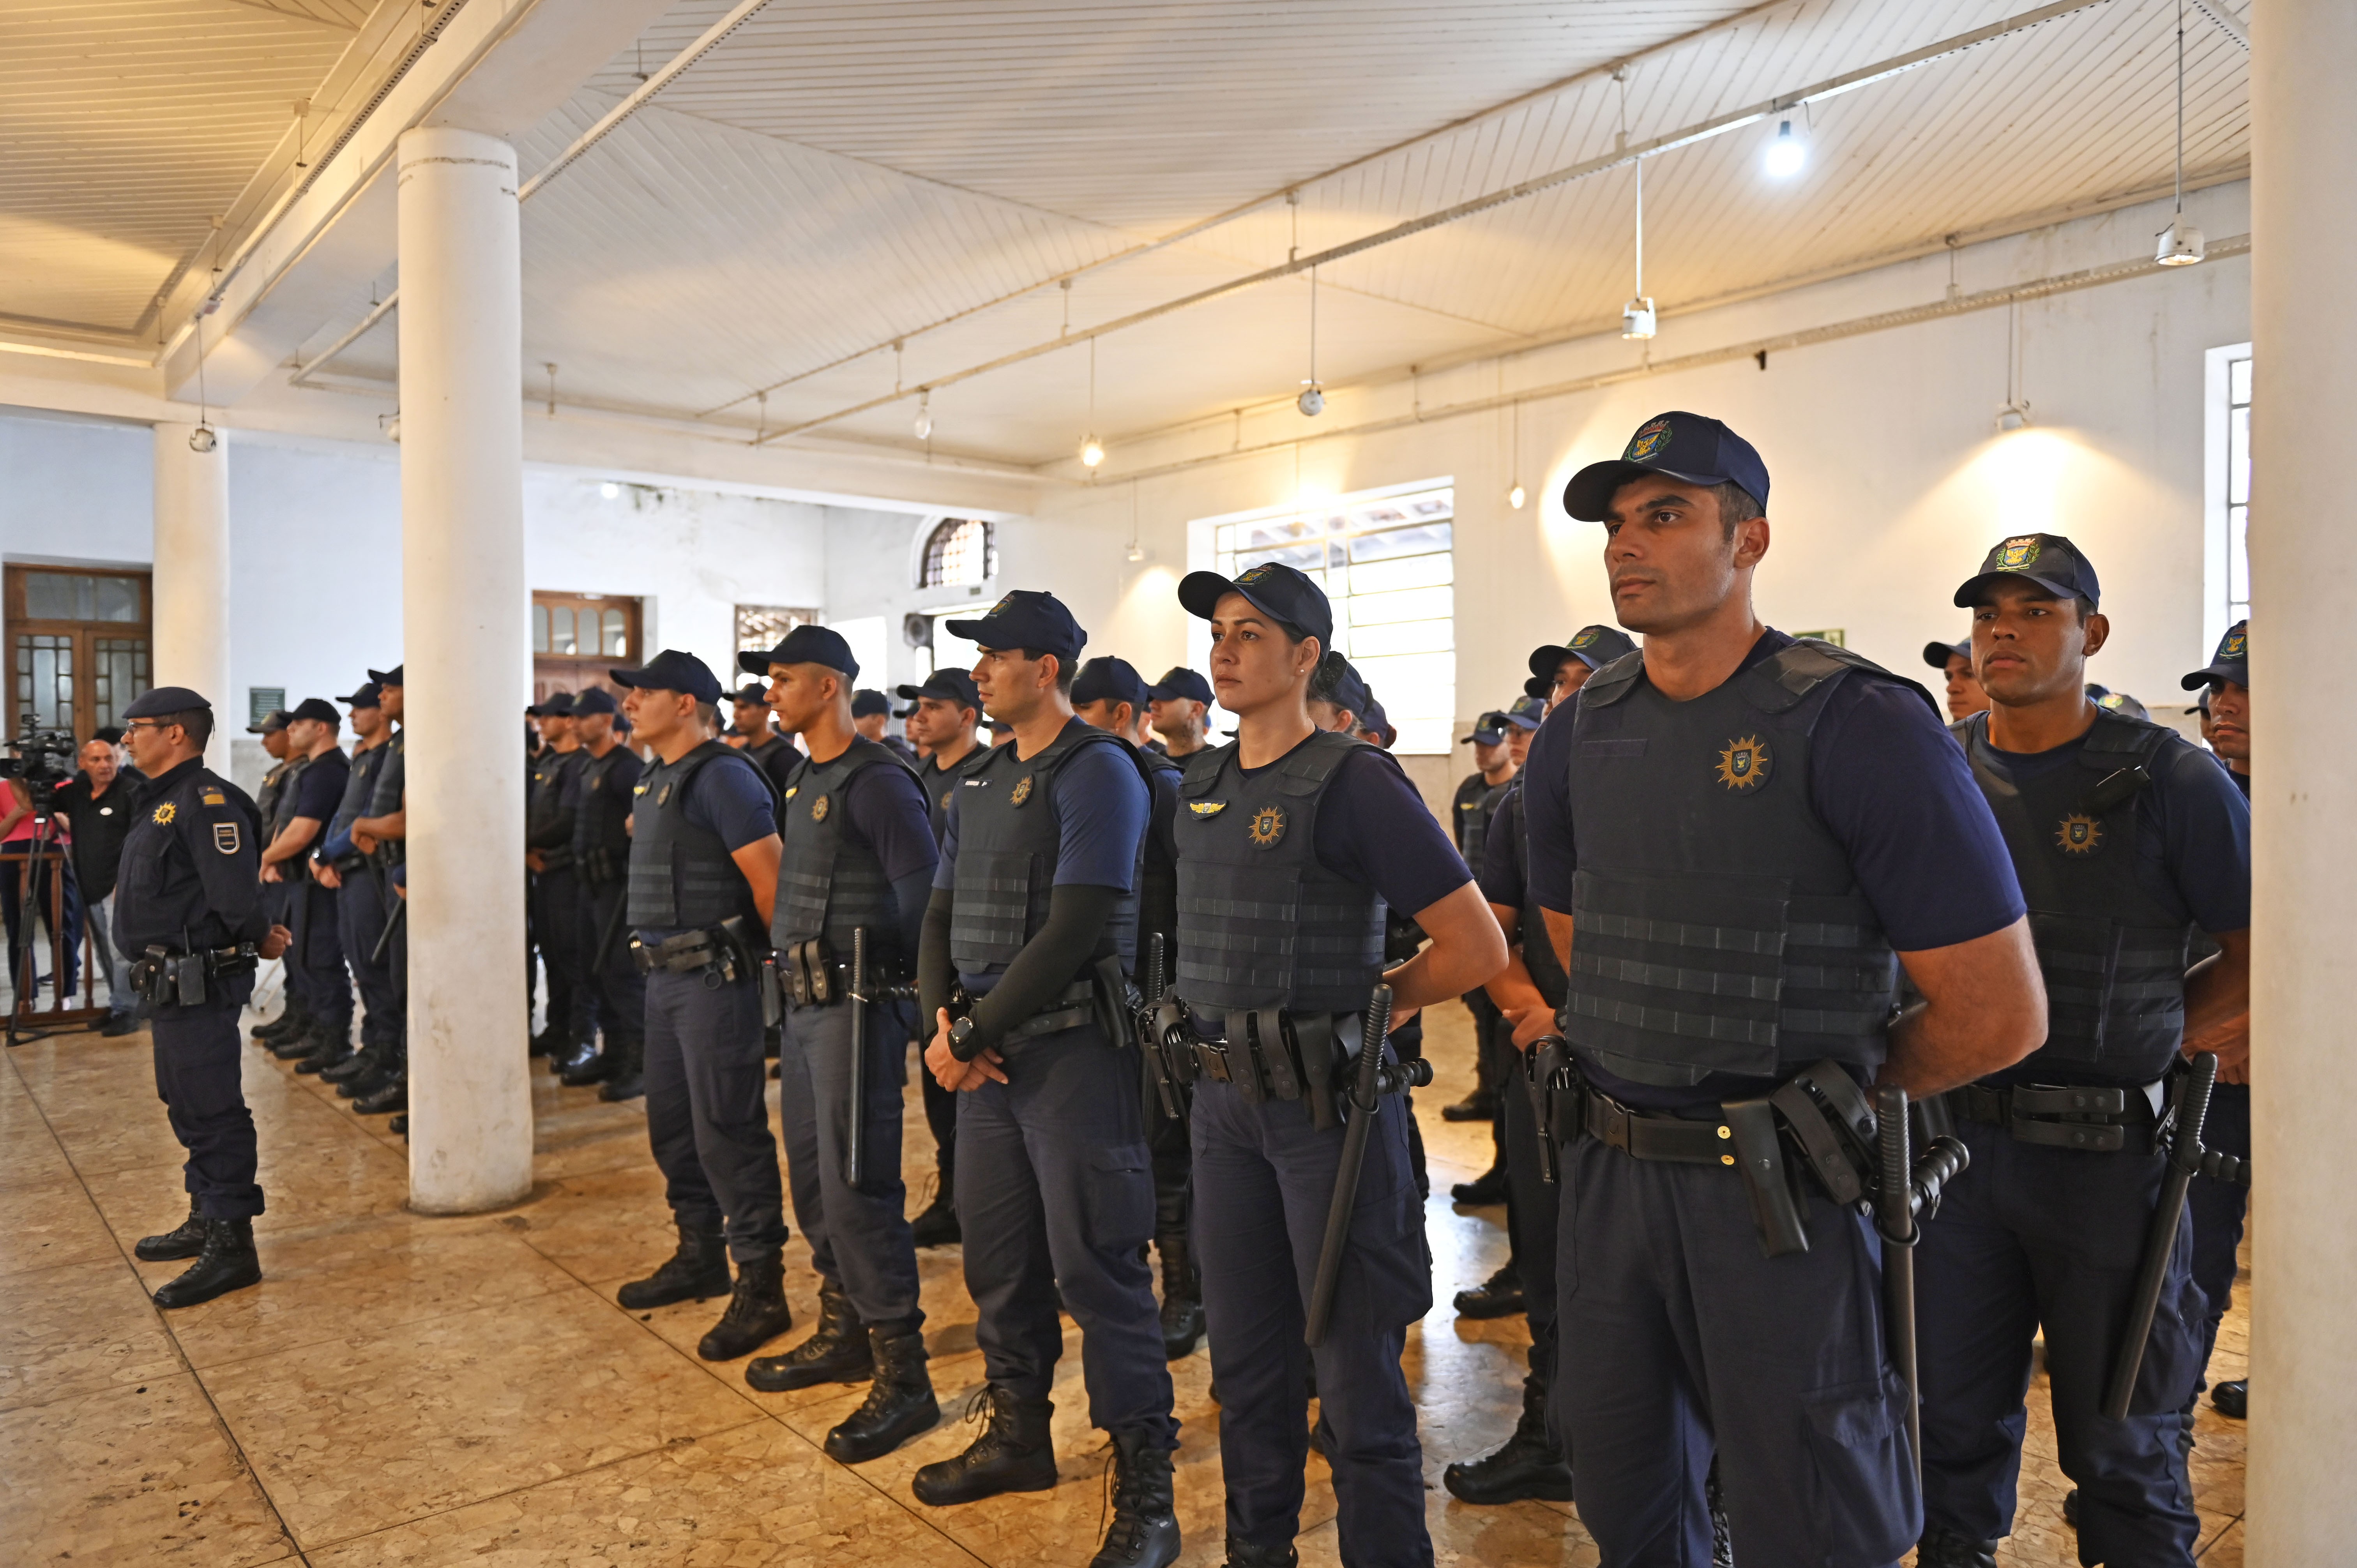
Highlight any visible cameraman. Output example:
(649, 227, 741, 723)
(54, 738, 137, 1034)
(0, 742, 83, 1005)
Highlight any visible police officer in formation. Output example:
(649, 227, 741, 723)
(731, 680, 802, 797)
(914, 591, 1180, 1567)
(1913, 542, 2250, 1568)
(1925, 634, 1992, 720)
(1146, 667, 1214, 758)
(117, 687, 292, 1307)
(739, 625, 943, 1463)
(256, 697, 350, 1066)
(1441, 622, 1632, 1508)
(567, 686, 645, 1098)
(1169, 562, 1505, 1568)
(2180, 621, 2252, 1423)
(1525, 411, 2047, 1565)
(527, 691, 592, 1068)
(606, 650, 793, 1362)
(315, 675, 407, 1112)
(896, 665, 984, 1247)
(1440, 705, 1518, 1142)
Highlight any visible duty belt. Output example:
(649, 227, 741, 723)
(1941, 1079, 2163, 1156)
(956, 978, 1101, 1045)
(1159, 1005, 1431, 1134)
(629, 917, 761, 987)
(130, 942, 259, 1007)
(764, 937, 915, 1020)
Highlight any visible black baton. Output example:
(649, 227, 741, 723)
(1527, 1036, 1562, 1186)
(2102, 1051, 2219, 1420)
(1307, 982, 1395, 1347)
(848, 927, 868, 1190)
(590, 887, 629, 973)
(371, 897, 406, 964)
(1139, 932, 1183, 1121)
(1875, 1084, 1922, 1481)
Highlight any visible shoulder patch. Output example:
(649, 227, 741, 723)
(213, 821, 241, 855)
(200, 788, 226, 806)
(152, 802, 177, 825)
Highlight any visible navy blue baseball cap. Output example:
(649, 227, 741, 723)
(1310, 652, 1373, 721)
(1564, 411, 1770, 522)
(610, 648, 724, 704)
(526, 690, 576, 717)
(1072, 656, 1148, 710)
(124, 685, 212, 720)
(946, 590, 1087, 666)
(1177, 562, 1333, 648)
(1463, 711, 1508, 746)
(247, 708, 290, 735)
(282, 696, 340, 725)
(1358, 697, 1396, 748)
(2182, 621, 2248, 691)
(1147, 667, 1213, 705)
(850, 689, 891, 718)
(338, 682, 383, 709)
(730, 682, 771, 706)
(898, 668, 981, 710)
(1922, 638, 1971, 671)
(1953, 533, 2102, 609)
(573, 687, 619, 716)
(1527, 625, 1638, 680)
(1503, 694, 1547, 731)
(367, 664, 403, 687)
(739, 623, 858, 681)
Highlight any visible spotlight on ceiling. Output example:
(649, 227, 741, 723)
(2155, 217, 2205, 267)
(1080, 436, 1105, 469)
(1763, 118, 1807, 178)
(1297, 382, 1325, 418)
(914, 391, 934, 441)
(1622, 296, 1657, 341)
(1508, 484, 1527, 510)
(600, 481, 619, 499)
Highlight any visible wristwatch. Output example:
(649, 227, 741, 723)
(949, 1014, 977, 1058)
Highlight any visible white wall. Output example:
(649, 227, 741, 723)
(0, 409, 153, 566)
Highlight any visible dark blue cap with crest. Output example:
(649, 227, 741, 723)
(1564, 411, 1770, 522)
(944, 590, 1087, 666)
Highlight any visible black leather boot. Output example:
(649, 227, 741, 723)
(293, 1019, 352, 1074)
(1915, 1524, 1999, 1568)
(746, 1281, 869, 1392)
(1451, 1261, 1525, 1319)
(254, 998, 309, 1042)
(135, 1202, 207, 1262)
(1221, 1544, 1297, 1568)
(617, 1222, 730, 1309)
(558, 1038, 612, 1086)
(338, 1051, 401, 1099)
(355, 1070, 407, 1115)
(321, 1043, 382, 1085)
(2212, 1378, 2248, 1418)
(1156, 1234, 1204, 1359)
(824, 1323, 941, 1463)
(599, 1035, 645, 1102)
(269, 1017, 330, 1059)
(1439, 1086, 1497, 1122)
(1090, 1427, 1180, 1568)
(696, 1250, 793, 1360)
(910, 1172, 961, 1248)
(152, 1217, 261, 1308)
(1449, 1164, 1509, 1205)
(1442, 1370, 1572, 1504)
(911, 1384, 1058, 1504)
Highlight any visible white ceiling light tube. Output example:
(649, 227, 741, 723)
(2156, 0, 2205, 266)
(1763, 117, 1808, 178)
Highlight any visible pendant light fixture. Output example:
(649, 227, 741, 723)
(1618, 72, 1656, 340)
(913, 388, 933, 441)
(1297, 265, 1325, 417)
(1507, 400, 1527, 509)
(1762, 116, 1807, 178)
(2156, 0, 2205, 266)
(1080, 337, 1105, 468)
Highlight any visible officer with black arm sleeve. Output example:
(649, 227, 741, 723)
(608, 650, 795, 1365)
(736, 625, 943, 1464)
(1526, 412, 2047, 1568)
(1913, 542, 2252, 1568)
(115, 688, 292, 1308)
(1172, 562, 1507, 1568)
(913, 592, 1181, 1568)
(527, 691, 591, 1069)
(566, 687, 646, 1099)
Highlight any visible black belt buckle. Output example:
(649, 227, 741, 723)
(1191, 1038, 1235, 1085)
(1590, 1093, 1634, 1154)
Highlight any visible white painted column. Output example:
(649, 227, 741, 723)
(150, 423, 232, 773)
(2247, 0, 2357, 1558)
(395, 126, 532, 1212)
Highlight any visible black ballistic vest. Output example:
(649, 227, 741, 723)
(919, 752, 966, 843)
(1958, 710, 2191, 1082)
(1504, 779, 1569, 1010)
(949, 720, 1145, 974)
(572, 745, 637, 871)
(1563, 641, 1909, 1087)
(527, 748, 583, 860)
(1171, 729, 1390, 1014)
(627, 740, 774, 929)
(1453, 772, 1496, 862)
(1140, 743, 1182, 947)
(773, 736, 912, 964)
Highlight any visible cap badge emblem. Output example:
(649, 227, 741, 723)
(1715, 736, 1770, 791)
(214, 821, 240, 855)
(2223, 631, 2246, 660)
(152, 802, 177, 825)
(1998, 535, 2042, 569)
(1238, 564, 1273, 585)
(2055, 813, 2104, 856)
(1247, 805, 1286, 848)
(1627, 420, 1672, 461)
(1011, 775, 1035, 808)
(810, 793, 830, 823)
(1570, 628, 1599, 648)
(1187, 800, 1227, 818)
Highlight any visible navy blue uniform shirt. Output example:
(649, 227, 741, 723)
(368, 729, 405, 815)
(1525, 629, 2025, 1111)
(288, 746, 350, 828)
(112, 758, 268, 954)
(1475, 774, 1529, 911)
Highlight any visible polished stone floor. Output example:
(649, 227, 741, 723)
(1, 989, 2247, 1566)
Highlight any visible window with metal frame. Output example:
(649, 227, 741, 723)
(919, 518, 996, 589)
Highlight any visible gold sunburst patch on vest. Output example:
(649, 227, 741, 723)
(1187, 801, 1227, 818)
(152, 802, 177, 825)
(2055, 813, 2104, 855)
(1714, 736, 1770, 791)
(811, 793, 830, 823)
(1247, 804, 1286, 848)
(1011, 775, 1035, 807)
(657, 782, 673, 806)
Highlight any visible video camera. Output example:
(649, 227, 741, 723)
(0, 719, 81, 811)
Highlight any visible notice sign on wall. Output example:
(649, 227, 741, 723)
(249, 687, 286, 727)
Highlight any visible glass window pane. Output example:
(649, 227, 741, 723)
(2228, 406, 2250, 506)
(1345, 554, 1454, 596)
(93, 637, 146, 729)
(603, 608, 627, 657)
(532, 604, 549, 653)
(93, 577, 140, 623)
(1240, 541, 1327, 575)
(24, 574, 75, 620)
(551, 607, 576, 656)
(1350, 618, 1452, 658)
(2230, 357, 2251, 406)
(2228, 507, 2249, 606)
(1349, 523, 1453, 563)
(1349, 586, 1454, 627)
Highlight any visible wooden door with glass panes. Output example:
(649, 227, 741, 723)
(5, 566, 151, 742)
(532, 592, 641, 705)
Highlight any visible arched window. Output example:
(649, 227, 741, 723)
(919, 518, 995, 588)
